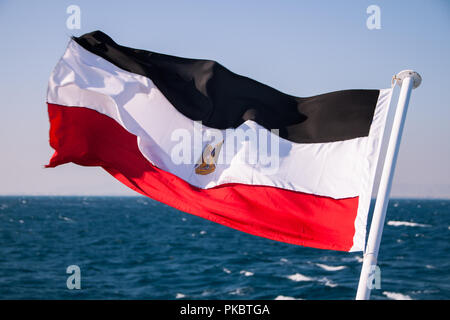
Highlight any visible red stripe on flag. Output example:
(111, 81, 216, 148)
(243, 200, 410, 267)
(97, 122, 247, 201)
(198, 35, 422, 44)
(46, 103, 359, 251)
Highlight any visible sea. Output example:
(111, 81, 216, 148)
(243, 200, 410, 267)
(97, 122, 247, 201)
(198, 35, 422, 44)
(0, 196, 448, 300)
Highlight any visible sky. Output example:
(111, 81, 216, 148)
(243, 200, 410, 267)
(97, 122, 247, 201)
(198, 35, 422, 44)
(0, 0, 449, 198)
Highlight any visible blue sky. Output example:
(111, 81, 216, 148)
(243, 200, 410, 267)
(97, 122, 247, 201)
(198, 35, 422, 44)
(0, 0, 449, 197)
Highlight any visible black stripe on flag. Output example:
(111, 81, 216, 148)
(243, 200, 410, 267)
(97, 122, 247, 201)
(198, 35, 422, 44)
(74, 31, 380, 143)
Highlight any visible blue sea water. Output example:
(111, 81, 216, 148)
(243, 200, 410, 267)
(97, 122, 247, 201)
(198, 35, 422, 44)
(0, 196, 448, 300)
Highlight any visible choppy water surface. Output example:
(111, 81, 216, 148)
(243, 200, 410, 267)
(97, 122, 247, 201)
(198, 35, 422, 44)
(0, 197, 448, 299)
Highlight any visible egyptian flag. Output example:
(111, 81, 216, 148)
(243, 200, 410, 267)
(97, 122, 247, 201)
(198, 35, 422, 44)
(46, 31, 393, 251)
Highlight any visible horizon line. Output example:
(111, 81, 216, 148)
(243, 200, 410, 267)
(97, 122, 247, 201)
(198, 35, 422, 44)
(0, 194, 449, 200)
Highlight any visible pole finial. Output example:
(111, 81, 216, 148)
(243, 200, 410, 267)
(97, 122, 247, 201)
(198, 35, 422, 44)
(393, 70, 422, 89)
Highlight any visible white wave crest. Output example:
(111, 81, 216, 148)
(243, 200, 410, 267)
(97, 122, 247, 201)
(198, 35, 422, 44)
(387, 221, 430, 228)
(383, 291, 412, 300)
(274, 295, 302, 300)
(59, 215, 75, 223)
(229, 288, 247, 296)
(175, 293, 186, 299)
(315, 263, 346, 271)
(286, 273, 338, 288)
(341, 256, 363, 263)
(319, 277, 338, 288)
(240, 270, 254, 277)
(286, 273, 313, 282)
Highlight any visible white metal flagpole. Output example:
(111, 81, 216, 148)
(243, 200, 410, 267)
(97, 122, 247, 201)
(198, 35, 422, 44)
(355, 70, 422, 300)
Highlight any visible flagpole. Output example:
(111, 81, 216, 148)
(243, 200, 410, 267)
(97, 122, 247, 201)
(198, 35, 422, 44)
(355, 70, 422, 300)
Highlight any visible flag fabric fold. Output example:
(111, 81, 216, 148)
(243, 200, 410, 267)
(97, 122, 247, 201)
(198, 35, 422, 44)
(46, 31, 392, 251)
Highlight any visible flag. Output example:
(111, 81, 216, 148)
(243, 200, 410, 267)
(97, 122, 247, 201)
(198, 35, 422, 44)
(46, 31, 392, 251)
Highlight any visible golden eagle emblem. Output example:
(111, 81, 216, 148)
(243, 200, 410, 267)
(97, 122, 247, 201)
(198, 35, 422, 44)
(195, 140, 224, 175)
